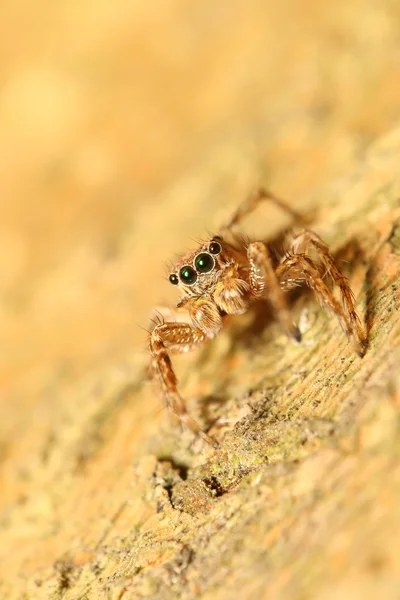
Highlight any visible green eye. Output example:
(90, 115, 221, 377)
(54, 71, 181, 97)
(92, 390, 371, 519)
(195, 252, 214, 273)
(179, 265, 197, 285)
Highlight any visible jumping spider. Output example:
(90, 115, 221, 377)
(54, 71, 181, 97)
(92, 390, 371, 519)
(149, 189, 367, 446)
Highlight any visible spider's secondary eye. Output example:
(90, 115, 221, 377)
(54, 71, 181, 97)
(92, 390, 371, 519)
(169, 273, 179, 285)
(195, 252, 214, 273)
(209, 241, 222, 255)
(179, 265, 197, 285)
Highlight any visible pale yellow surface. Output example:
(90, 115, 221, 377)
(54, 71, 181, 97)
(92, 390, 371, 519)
(0, 2, 400, 598)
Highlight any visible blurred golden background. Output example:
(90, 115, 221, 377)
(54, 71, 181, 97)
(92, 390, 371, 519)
(1, 1, 400, 596)
(2, 0, 399, 385)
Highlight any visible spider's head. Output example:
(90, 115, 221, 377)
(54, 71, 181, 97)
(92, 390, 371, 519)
(168, 236, 232, 295)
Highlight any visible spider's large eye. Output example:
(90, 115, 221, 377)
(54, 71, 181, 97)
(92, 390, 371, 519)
(169, 273, 179, 285)
(209, 240, 222, 255)
(194, 252, 214, 273)
(179, 265, 197, 285)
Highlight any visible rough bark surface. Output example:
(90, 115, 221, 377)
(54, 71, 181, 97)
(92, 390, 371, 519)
(1, 3, 400, 600)
(1, 128, 399, 600)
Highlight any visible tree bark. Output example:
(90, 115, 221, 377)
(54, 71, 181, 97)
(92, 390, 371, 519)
(1, 125, 400, 600)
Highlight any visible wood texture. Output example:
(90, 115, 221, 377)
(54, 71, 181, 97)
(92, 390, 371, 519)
(1, 2, 400, 599)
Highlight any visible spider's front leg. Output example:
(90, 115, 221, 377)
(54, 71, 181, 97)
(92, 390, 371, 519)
(247, 241, 302, 341)
(149, 299, 222, 446)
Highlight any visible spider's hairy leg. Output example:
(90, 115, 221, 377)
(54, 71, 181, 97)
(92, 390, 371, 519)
(247, 241, 302, 341)
(220, 187, 304, 236)
(277, 251, 365, 356)
(148, 305, 191, 333)
(289, 229, 367, 355)
(149, 320, 218, 446)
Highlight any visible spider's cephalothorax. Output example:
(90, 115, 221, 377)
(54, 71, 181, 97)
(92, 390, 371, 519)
(169, 237, 233, 295)
(168, 236, 253, 328)
(149, 188, 367, 446)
